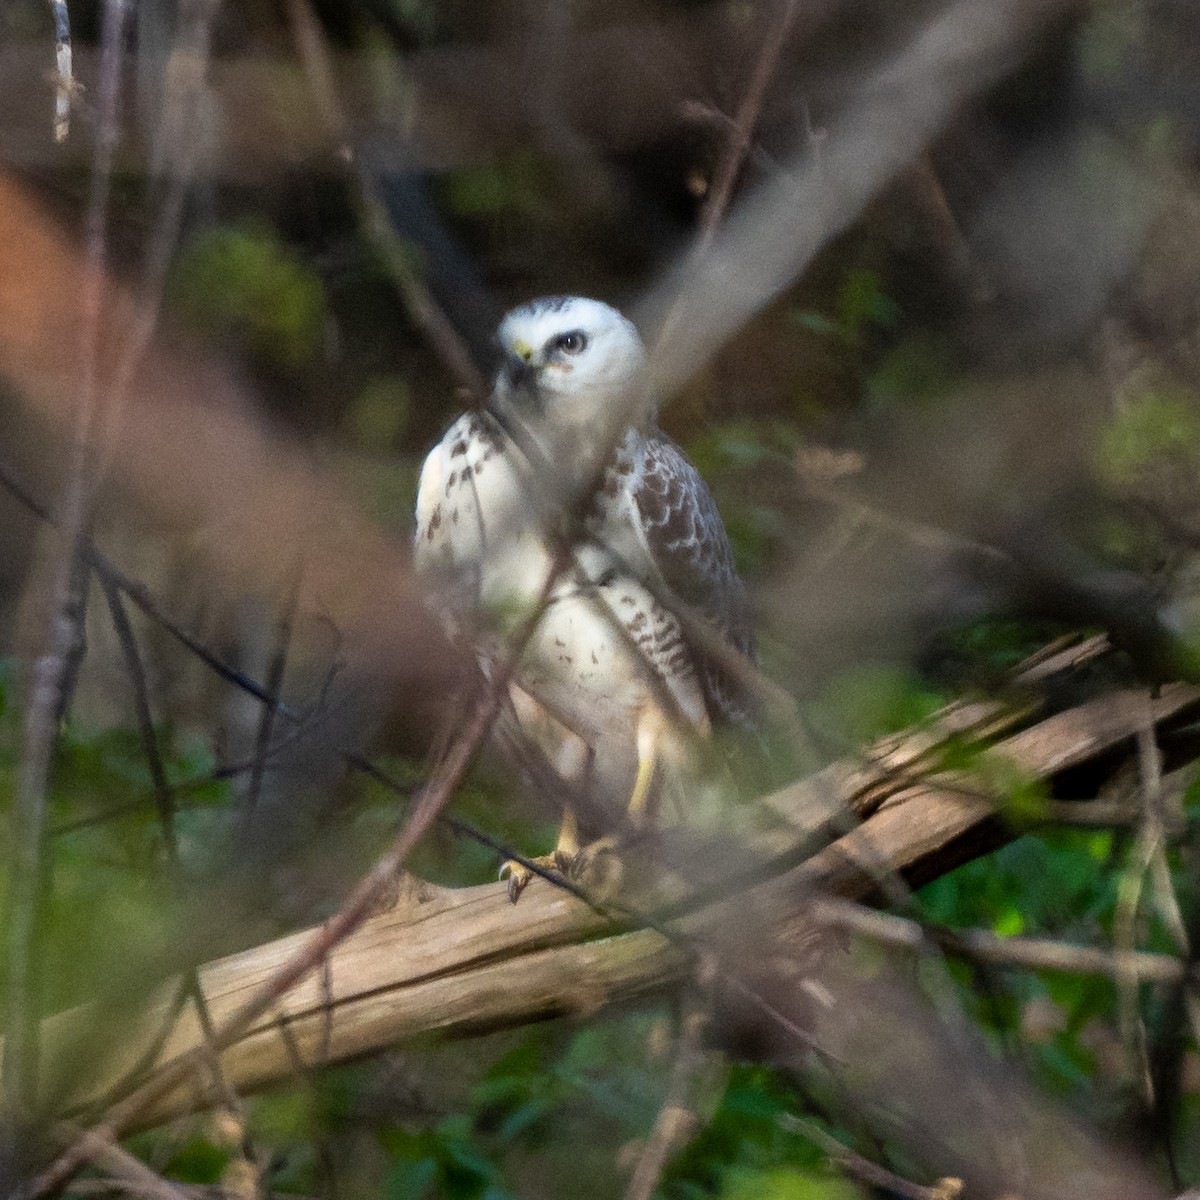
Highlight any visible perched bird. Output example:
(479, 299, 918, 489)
(414, 296, 753, 899)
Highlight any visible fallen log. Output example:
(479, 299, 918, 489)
(31, 636, 1200, 1130)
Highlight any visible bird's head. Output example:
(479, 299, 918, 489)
(493, 297, 650, 437)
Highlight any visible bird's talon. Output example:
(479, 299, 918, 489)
(499, 859, 531, 903)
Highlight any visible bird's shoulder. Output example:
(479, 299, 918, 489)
(414, 411, 507, 560)
(613, 432, 745, 618)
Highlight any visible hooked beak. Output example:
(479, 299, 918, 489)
(501, 338, 538, 389)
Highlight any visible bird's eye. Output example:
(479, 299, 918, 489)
(552, 330, 588, 355)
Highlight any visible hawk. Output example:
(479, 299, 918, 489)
(414, 296, 753, 899)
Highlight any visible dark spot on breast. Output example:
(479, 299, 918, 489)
(446, 470, 458, 490)
(619, 594, 637, 606)
(450, 440, 468, 458)
(591, 650, 599, 664)
(426, 505, 442, 539)
(601, 473, 619, 498)
(628, 612, 647, 632)
(474, 461, 486, 475)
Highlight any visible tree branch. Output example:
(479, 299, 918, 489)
(19, 658, 1199, 1135)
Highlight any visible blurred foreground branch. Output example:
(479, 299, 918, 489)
(23, 638, 1200, 1135)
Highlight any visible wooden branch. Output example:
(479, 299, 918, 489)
(30, 656, 1200, 1132)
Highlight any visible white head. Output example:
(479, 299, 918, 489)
(493, 297, 650, 432)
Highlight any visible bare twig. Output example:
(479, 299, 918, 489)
(97, 0, 221, 481)
(23, 536, 575, 1197)
(782, 1114, 961, 1200)
(640, 0, 1063, 401)
(53, 1123, 191, 1200)
(98, 576, 258, 1175)
(47, 0, 73, 143)
(98, 576, 178, 852)
(624, 986, 716, 1200)
(1113, 704, 1183, 1103)
(652, 0, 802, 366)
(697, 0, 801, 246)
(285, 0, 487, 400)
(4, 0, 130, 1118)
(810, 897, 1195, 988)
(242, 578, 299, 822)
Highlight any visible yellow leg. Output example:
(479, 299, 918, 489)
(628, 709, 664, 825)
(555, 803, 581, 858)
(499, 703, 592, 902)
(628, 756, 656, 824)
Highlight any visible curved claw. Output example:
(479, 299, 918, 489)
(498, 859, 531, 903)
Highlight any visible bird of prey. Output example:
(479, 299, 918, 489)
(414, 296, 753, 899)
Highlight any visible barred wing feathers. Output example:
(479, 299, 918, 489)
(631, 434, 756, 726)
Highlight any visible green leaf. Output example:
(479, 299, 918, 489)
(384, 1155, 438, 1200)
(1096, 388, 1200, 488)
(719, 1166, 863, 1200)
(171, 223, 326, 370)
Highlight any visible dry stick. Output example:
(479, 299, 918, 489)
(51, 1125, 191, 1200)
(1136, 714, 1190, 958)
(96, 0, 221, 482)
(781, 1114, 960, 1200)
(3, 0, 130, 1119)
(696, 0, 801, 246)
(651, 0, 803, 414)
(242, 577, 299, 821)
(623, 988, 713, 1200)
(810, 898, 1196, 989)
(0, 454, 592, 913)
(47, 0, 73, 144)
(97, 578, 178, 852)
(1115, 709, 1171, 1103)
(27, 656, 1190, 1138)
(812, 885, 1200, 1181)
(285, 0, 487, 401)
(97, 578, 258, 1174)
(23, 543, 574, 1199)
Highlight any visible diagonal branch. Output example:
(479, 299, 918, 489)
(20, 652, 1200, 1137)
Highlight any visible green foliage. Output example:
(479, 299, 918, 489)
(442, 151, 551, 221)
(346, 375, 413, 450)
(386, 0, 442, 41)
(865, 331, 962, 411)
(665, 1065, 829, 1197)
(716, 1168, 862, 1200)
(1095, 387, 1200, 489)
(171, 223, 327, 370)
(686, 419, 804, 577)
(791, 269, 899, 348)
(918, 828, 1130, 1103)
(1078, 0, 1147, 81)
(0, 702, 237, 1012)
(943, 616, 1083, 676)
(810, 663, 947, 748)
